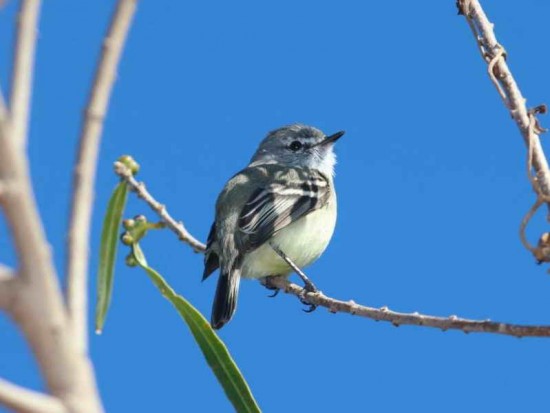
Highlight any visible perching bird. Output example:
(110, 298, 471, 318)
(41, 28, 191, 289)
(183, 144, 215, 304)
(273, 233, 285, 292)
(203, 124, 344, 329)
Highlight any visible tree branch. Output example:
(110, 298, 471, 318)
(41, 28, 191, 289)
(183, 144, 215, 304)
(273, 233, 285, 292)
(114, 161, 206, 252)
(265, 277, 550, 338)
(0, 15, 104, 413)
(115, 162, 550, 338)
(9, 0, 41, 149)
(457, 0, 550, 200)
(66, 0, 138, 355)
(0, 378, 68, 413)
(1, 90, 104, 413)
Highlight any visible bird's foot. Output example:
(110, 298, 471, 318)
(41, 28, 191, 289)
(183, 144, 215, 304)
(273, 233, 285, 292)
(299, 292, 317, 313)
(261, 276, 280, 298)
(296, 269, 319, 312)
(299, 281, 318, 313)
(302, 277, 318, 294)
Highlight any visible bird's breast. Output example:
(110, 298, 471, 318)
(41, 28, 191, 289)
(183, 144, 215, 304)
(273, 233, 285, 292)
(240, 197, 337, 279)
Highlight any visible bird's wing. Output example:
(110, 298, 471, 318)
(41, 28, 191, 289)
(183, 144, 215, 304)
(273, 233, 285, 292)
(202, 222, 219, 280)
(237, 168, 331, 252)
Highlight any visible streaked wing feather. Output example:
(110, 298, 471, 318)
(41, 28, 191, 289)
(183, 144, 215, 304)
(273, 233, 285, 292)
(202, 222, 219, 280)
(237, 171, 330, 251)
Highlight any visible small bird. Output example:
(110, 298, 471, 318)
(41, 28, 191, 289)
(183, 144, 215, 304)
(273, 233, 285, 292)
(203, 124, 344, 329)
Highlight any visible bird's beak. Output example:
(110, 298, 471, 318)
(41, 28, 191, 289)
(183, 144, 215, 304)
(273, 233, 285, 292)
(318, 130, 345, 147)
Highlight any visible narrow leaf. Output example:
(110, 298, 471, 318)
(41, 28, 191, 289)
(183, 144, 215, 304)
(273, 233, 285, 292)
(132, 244, 261, 413)
(95, 181, 129, 333)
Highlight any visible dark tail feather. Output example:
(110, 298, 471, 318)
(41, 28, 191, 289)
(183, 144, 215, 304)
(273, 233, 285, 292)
(211, 270, 241, 330)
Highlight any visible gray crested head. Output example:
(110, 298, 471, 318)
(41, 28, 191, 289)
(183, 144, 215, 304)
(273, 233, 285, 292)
(249, 124, 344, 177)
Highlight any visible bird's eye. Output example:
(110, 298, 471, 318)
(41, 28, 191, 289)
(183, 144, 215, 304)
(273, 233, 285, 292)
(289, 141, 303, 151)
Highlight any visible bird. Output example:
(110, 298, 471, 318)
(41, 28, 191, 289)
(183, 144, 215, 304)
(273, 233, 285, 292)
(202, 124, 344, 329)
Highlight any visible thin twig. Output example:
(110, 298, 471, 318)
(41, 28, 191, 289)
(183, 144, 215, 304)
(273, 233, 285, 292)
(518, 109, 550, 261)
(457, 0, 550, 201)
(458, 0, 550, 264)
(519, 198, 543, 254)
(9, 0, 41, 148)
(66, 0, 137, 354)
(0, 377, 68, 413)
(116, 166, 550, 338)
(114, 161, 206, 252)
(264, 276, 550, 338)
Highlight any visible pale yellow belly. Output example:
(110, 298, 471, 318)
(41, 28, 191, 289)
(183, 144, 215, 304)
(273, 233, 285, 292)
(241, 200, 337, 279)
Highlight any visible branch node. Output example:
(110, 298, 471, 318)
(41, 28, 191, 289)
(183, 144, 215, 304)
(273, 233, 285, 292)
(348, 300, 357, 315)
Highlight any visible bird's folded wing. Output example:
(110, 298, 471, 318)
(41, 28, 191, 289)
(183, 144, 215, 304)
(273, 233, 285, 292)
(237, 170, 330, 252)
(202, 222, 219, 280)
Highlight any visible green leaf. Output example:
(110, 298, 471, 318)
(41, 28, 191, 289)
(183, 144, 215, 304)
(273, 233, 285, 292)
(132, 243, 261, 413)
(95, 181, 129, 334)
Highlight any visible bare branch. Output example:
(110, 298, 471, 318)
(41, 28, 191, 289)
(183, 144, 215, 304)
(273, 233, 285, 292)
(265, 277, 550, 338)
(1, 91, 104, 413)
(116, 164, 550, 338)
(0, 378, 68, 413)
(9, 0, 41, 148)
(0, 17, 104, 413)
(66, 0, 138, 354)
(457, 0, 550, 200)
(114, 161, 206, 252)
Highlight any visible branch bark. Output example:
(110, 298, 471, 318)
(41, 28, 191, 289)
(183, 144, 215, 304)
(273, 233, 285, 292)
(115, 162, 550, 338)
(9, 0, 41, 149)
(66, 0, 137, 355)
(0, 378, 68, 413)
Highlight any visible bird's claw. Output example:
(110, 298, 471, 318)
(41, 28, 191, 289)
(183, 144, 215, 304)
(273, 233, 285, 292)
(302, 303, 317, 313)
(261, 276, 280, 298)
(267, 289, 280, 298)
(299, 289, 317, 313)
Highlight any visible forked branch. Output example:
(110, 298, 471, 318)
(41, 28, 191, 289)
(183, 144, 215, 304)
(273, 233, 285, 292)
(456, 0, 550, 263)
(0, 1, 138, 412)
(0, 378, 67, 413)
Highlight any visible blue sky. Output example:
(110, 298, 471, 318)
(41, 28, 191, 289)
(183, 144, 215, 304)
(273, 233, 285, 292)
(1, 1, 550, 412)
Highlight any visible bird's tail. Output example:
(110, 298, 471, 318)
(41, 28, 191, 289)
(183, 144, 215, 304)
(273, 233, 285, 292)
(211, 269, 241, 330)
